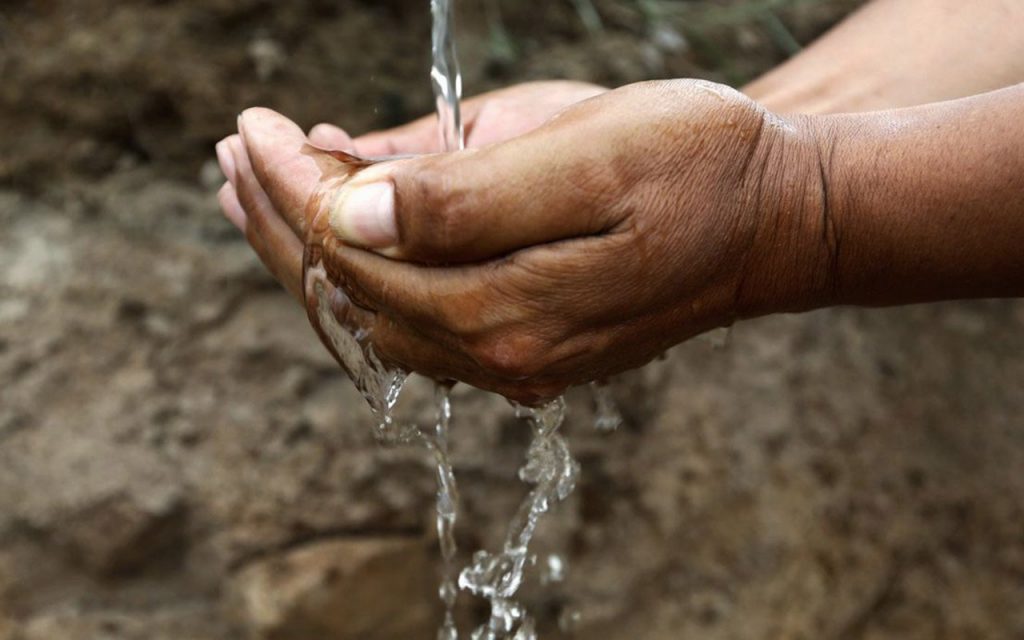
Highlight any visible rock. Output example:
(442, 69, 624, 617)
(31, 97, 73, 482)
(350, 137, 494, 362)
(0, 429, 186, 576)
(230, 538, 438, 640)
(54, 491, 186, 576)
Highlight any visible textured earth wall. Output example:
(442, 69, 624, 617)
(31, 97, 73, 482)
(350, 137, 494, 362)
(2, 1, 1023, 639)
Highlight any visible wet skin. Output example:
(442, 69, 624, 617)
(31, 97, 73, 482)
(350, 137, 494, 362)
(217, 79, 1024, 405)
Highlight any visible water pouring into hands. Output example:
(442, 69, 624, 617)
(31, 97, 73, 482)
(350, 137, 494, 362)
(216, 79, 834, 404)
(218, 75, 1024, 405)
(214, 1, 1024, 635)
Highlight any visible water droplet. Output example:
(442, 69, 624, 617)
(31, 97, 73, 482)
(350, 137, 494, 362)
(590, 381, 623, 431)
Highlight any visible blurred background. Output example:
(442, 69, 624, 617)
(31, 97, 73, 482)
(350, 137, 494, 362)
(2, 1, 1023, 639)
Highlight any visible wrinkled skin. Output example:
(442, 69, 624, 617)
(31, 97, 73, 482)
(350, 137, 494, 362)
(217, 81, 606, 301)
(217, 80, 826, 404)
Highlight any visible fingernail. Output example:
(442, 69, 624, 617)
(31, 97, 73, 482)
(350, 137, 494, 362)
(330, 181, 397, 248)
(216, 140, 236, 183)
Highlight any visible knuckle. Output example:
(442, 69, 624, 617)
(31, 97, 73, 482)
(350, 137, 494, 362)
(403, 165, 474, 259)
(435, 282, 497, 338)
(438, 304, 482, 338)
(471, 331, 548, 380)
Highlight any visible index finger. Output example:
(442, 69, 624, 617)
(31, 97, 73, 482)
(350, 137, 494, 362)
(238, 107, 350, 239)
(353, 95, 489, 155)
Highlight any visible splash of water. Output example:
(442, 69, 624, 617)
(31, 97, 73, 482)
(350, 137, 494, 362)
(307, 254, 623, 639)
(429, 2, 595, 636)
(459, 399, 579, 639)
(306, 2, 619, 637)
(304, 259, 461, 637)
(590, 382, 623, 432)
(307, 269, 410, 439)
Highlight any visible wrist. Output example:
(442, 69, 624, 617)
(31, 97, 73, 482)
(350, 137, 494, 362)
(769, 86, 1024, 309)
(733, 110, 842, 318)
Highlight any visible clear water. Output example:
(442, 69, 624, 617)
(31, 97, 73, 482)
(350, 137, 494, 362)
(307, 267, 408, 439)
(430, 384, 460, 640)
(305, 2, 626, 637)
(431, 0, 464, 153)
(430, 1, 464, 635)
(590, 382, 623, 432)
(303, 262, 461, 638)
(306, 264, 611, 640)
(429, 6, 585, 637)
(459, 399, 579, 639)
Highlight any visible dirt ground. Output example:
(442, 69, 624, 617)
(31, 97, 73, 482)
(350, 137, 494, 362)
(2, 1, 1023, 639)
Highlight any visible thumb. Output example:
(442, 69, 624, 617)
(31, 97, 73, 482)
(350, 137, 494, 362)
(326, 112, 627, 264)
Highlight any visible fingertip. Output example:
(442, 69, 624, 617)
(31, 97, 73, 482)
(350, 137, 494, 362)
(216, 136, 239, 184)
(352, 133, 396, 157)
(218, 182, 248, 232)
(226, 134, 250, 180)
(309, 123, 355, 151)
(234, 109, 328, 237)
(239, 106, 289, 130)
(353, 115, 442, 156)
(237, 107, 307, 157)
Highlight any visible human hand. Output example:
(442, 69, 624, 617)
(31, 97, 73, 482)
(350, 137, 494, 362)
(212, 80, 605, 386)
(218, 80, 831, 404)
(307, 80, 606, 155)
(745, 0, 1024, 114)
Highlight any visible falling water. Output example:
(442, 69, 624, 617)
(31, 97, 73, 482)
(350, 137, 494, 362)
(590, 382, 624, 432)
(430, 1, 465, 636)
(429, 383, 460, 640)
(431, 0, 464, 153)
(458, 399, 579, 639)
(306, 3, 621, 638)
(428, 2, 582, 638)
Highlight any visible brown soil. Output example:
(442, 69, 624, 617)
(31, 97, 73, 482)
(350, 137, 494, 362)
(2, 1, 1022, 639)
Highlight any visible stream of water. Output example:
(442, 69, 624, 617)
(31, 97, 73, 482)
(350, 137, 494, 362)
(430, 2, 464, 636)
(427, 4, 585, 637)
(304, 3, 623, 637)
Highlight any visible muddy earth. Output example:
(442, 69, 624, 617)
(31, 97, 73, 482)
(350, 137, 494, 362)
(1, 1, 1023, 639)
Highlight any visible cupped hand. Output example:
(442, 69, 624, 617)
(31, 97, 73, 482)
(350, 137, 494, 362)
(217, 80, 831, 404)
